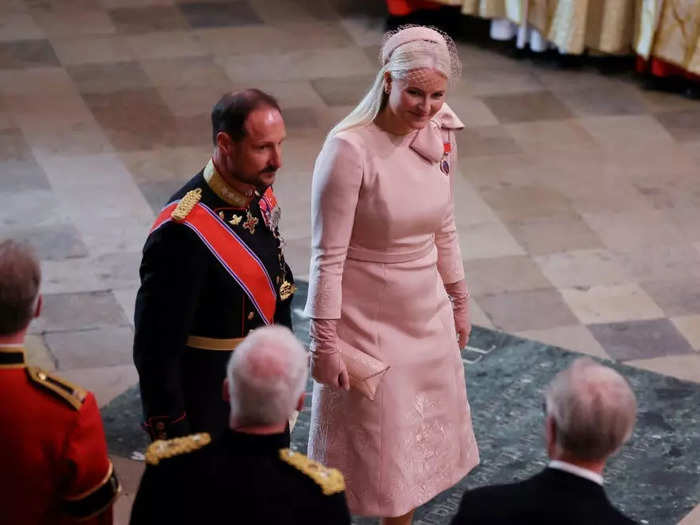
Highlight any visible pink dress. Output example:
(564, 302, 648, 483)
(304, 104, 479, 517)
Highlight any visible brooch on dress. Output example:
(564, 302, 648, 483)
(440, 142, 451, 175)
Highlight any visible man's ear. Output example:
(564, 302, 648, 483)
(222, 378, 230, 403)
(34, 295, 42, 319)
(216, 131, 232, 154)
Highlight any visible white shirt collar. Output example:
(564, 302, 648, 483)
(548, 460, 604, 486)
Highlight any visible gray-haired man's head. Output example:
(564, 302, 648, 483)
(545, 357, 637, 462)
(226, 326, 308, 428)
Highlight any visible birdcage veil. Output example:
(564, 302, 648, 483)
(327, 25, 462, 138)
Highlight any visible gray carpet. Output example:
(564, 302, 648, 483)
(104, 282, 700, 524)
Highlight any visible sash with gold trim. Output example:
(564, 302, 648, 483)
(150, 200, 277, 325)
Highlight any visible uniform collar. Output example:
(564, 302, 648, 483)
(223, 428, 290, 455)
(0, 345, 26, 369)
(203, 159, 255, 208)
(549, 460, 604, 486)
(409, 103, 464, 164)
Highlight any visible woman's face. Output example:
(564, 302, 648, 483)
(385, 68, 448, 132)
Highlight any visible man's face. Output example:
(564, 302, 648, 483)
(226, 107, 286, 189)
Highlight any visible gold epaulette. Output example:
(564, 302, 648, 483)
(26, 366, 87, 411)
(279, 449, 345, 496)
(171, 188, 202, 221)
(145, 433, 211, 466)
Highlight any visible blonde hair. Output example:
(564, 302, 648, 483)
(0, 240, 40, 335)
(327, 25, 460, 138)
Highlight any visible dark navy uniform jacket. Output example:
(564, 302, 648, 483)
(133, 162, 294, 440)
(130, 430, 351, 525)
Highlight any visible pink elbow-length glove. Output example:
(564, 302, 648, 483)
(445, 279, 471, 349)
(309, 318, 350, 391)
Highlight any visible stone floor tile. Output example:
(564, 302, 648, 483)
(468, 298, 494, 329)
(640, 88, 700, 112)
(534, 249, 631, 289)
(452, 180, 499, 226)
(534, 68, 633, 93)
(67, 61, 152, 94)
(655, 110, 700, 143)
(250, 0, 341, 25)
(625, 354, 700, 384)
(582, 209, 687, 253)
(310, 74, 376, 107)
(561, 283, 664, 325)
(282, 236, 311, 280)
(101, 0, 174, 7)
(120, 146, 209, 184)
(577, 115, 675, 152)
(455, 125, 522, 157)
(125, 30, 208, 60)
(108, 6, 190, 34)
(641, 278, 700, 318)
(516, 324, 609, 359)
(463, 255, 552, 297)
(280, 106, 322, 133)
(461, 68, 544, 96)
(216, 47, 375, 82)
(179, 1, 263, 28)
(157, 85, 229, 117)
(0, 159, 50, 192)
(506, 214, 604, 256)
(51, 35, 135, 65)
(111, 456, 144, 525)
(30, 8, 117, 37)
(82, 88, 175, 151)
(25, 334, 57, 371)
(0, 12, 44, 41)
(457, 220, 526, 260)
(480, 184, 573, 222)
(261, 79, 327, 110)
(60, 364, 139, 407)
(3, 222, 88, 260)
(40, 257, 102, 294)
(31, 291, 128, 334)
(0, 188, 62, 230)
(446, 95, 499, 127)
(0, 39, 59, 69)
(504, 119, 598, 154)
(589, 318, 695, 361)
(196, 22, 353, 56)
(559, 84, 649, 117)
(46, 325, 134, 370)
(672, 315, 700, 351)
(113, 287, 138, 326)
(481, 91, 573, 123)
(140, 56, 230, 89)
(477, 287, 578, 332)
(613, 243, 700, 283)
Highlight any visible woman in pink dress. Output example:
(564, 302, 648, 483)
(305, 25, 479, 524)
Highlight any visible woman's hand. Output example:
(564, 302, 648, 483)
(309, 318, 350, 391)
(445, 279, 471, 349)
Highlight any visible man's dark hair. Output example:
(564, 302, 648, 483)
(211, 89, 281, 145)
(0, 240, 41, 335)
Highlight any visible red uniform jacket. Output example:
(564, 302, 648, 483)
(0, 345, 119, 524)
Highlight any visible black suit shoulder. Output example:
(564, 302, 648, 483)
(452, 469, 636, 525)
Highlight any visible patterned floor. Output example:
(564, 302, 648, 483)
(1, 0, 699, 523)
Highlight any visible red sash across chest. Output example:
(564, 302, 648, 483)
(150, 201, 277, 325)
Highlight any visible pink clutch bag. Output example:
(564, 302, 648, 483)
(338, 340, 390, 401)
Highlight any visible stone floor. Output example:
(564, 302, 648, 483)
(1, 0, 699, 523)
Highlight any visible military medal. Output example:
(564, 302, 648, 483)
(242, 210, 258, 234)
(229, 214, 242, 226)
(440, 142, 451, 175)
(259, 189, 280, 232)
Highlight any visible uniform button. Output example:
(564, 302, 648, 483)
(247, 312, 255, 320)
(38, 372, 47, 380)
(156, 422, 165, 430)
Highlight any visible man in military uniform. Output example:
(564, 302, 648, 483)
(0, 240, 120, 524)
(130, 326, 351, 524)
(133, 89, 296, 441)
